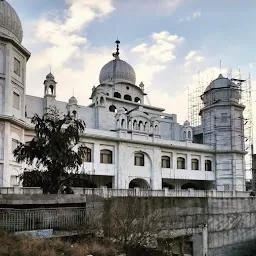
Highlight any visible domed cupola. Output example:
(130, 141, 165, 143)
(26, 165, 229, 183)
(201, 74, 241, 106)
(68, 96, 78, 105)
(0, 0, 23, 43)
(99, 40, 136, 85)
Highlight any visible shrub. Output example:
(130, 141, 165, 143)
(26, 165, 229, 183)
(0, 231, 118, 256)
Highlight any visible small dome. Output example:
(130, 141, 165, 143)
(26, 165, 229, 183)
(68, 96, 78, 105)
(46, 72, 55, 80)
(99, 58, 136, 85)
(204, 74, 238, 93)
(0, 0, 23, 43)
(117, 107, 126, 114)
(184, 120, 190, 127)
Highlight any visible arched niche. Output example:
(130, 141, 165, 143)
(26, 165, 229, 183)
(134, 97, 141, 103)
(124, 94, 132, 101)
(114, 92, 121, 98)
(129, 178, 149, 189)
(181, 183, 198, 190)
(162, 181, 175, 189)
(109, 105, 117, 113)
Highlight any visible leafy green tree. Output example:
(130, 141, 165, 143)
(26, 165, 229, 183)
(14, 108, 87, 194)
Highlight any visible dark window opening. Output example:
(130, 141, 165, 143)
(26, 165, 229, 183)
(177, 157, 185, 169)
(109, 105, 116, 112)
(124, 94, 132, 101)
(114, 92, 121, 98)
(100, 149, 113, 164)
(134, 97, 141, 103)
(134, 152, 144, 166)
(72, 110, 77, 118)
(205, 160, 212, 171)
(161, 156, 170, 168)
(191, 159, 199, 170)
(84, 147, 92, 162)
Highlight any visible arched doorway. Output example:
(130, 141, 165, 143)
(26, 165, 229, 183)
(181, 183, 198, 190)
(162, 181, 175, 189)
(129, 178, 149, 189)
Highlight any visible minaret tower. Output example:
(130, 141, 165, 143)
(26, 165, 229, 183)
(43, 72, 57, 111)
(0, 0, 30, 186)
(200, 74, 246, 191)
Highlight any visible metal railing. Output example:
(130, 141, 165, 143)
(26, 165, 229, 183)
(0, 207, 87, 232)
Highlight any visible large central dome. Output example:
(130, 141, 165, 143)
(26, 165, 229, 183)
(99, 41, 136, 85)
(99, 58, 136, 85)
(0, 0, 23, 43)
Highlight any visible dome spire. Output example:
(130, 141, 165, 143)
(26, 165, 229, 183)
(112, 39, 120, 60)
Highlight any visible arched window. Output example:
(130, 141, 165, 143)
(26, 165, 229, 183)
(205, 160, 212, 171)
(133, 120, 137, 130)
(191, 159, 199, 170)
(124, 94, 132, 101)
(114, 92, 121, 98)
(188, 131, 192, 139)
(161, 156, 170, 168)
(177, 157, 185, 169)
(134, 152, 144, 166)
(84, 147, 92, 162)
(13, 92, 20, 109)
(100, 149, 112, 164)
(109, 105, 116, 112)
(134, 97, 141, 103)
(144, 122, 148, 132)
(49, 85, 54, 95)
(72, 110, 77, 118)
(162, 182, 174, 189)
(121, 119, 125, 128)
(138, 120, 143, 131)
(155, 125, 159, 133)
(100, 97, 104, 105)
(183, 131, 186, 139)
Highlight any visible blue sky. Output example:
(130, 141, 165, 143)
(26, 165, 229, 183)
(8, 0, 256, 126)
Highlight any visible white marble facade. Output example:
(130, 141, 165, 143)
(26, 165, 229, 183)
(0, 1, 246, 191)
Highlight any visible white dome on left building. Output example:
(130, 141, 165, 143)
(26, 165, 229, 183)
(0, 0, 23, 43)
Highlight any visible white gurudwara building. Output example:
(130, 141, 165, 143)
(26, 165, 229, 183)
(0, 0, 246, 191)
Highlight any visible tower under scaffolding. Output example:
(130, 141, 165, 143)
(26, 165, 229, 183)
(188, 73, 254, 181)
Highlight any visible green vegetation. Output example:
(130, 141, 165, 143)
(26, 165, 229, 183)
(14, 108, 87, 194)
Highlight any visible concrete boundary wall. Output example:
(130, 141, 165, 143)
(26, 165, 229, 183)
(0, 187, 252, 198)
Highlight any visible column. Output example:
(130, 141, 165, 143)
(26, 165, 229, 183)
(151, 147, 162, 190)
(3, 122, 10, 186)
(187, 153, 191, 170)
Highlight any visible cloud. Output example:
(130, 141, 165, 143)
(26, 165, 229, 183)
(25, 0, 115, 103)
(184, 50, 204, 67)
(163, 0, 184, 10)
(114, 0, 183, 14)
(178, 11, 201, 23)
(130, 31, 184, 85)
(131, 41, 176, 63)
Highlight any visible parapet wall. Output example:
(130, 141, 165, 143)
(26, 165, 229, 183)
(1, 193, 256, 255)
(96, 196, 256, 256)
